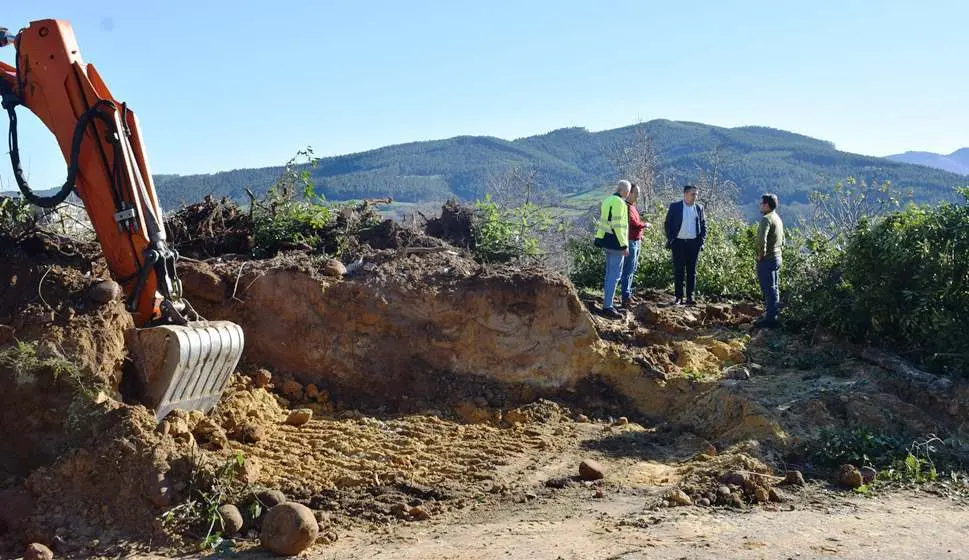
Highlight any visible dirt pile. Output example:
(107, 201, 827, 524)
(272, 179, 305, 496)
(165, 195, 254, 259)
(178, 252, 634, 412)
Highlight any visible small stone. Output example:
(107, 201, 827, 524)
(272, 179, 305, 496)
(304, 384, 320, 400)
(838, 464, 864, 489)
(723, 364, 751, 380)
(697, 498, 711, 507)
(314, 510, 329, 524)
(860, 466, 877, 484)
(612, 416, 629, 426)
(769, 487, 788, 503)
(236, 423, 266, 444)
(783, 470, 805, 486)
(717, 485, 732, 498)
(409, 506, 431, 521)
(24, 543, 53, 560)
(594, 488, 604, 499)
(753, 486, 771, 503)
(252, 369, 272, 388)
(194, 417, 229, 450)
(260, 503, 319, 556)
(575, 414, 590, 423)
(578, 459, 605, 481)
(324, 259, 347, 277)
(282, 380, 304, 401)
(256, 489, 287, 508)
(666, 488, 693, 506)
(729, 493, 745, 508)
(88, 279, 122, 304)
(286, 408, 313, 427)
(701, 442, 717, 456)
(720, 471, 749, 487)
(218, 504, 244, 535)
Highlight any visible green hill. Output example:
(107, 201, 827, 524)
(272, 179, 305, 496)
(109, 119, 969, 214)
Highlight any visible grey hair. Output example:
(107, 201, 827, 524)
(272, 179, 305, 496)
(616, 180, 632, 195)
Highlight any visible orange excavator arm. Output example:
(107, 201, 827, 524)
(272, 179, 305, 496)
(1, 20, 244, 420)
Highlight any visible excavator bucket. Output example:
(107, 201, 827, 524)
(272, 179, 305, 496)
(127, 320, 245, 421)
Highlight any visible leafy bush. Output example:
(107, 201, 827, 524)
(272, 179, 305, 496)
(471, 194, 559, 264)
(249, 148, 334, 257)
(0, 195, 36, 240)
(789, 187, 969, 376)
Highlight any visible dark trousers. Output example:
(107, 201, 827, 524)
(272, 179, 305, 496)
(757, 256, 781, 319)
(671, 238, 701, 300)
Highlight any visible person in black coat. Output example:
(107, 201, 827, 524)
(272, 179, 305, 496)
(663, 185, 707, 305)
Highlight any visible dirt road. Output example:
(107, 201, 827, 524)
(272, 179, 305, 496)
(146, 490, 965, 560)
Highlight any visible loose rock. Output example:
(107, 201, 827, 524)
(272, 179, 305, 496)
(720, 471, 749, 487)
(409, 506, 431, 521)
(578, 459, 605, 481)
(286, 408, 313, 427)
(282, 380, 304, 401)
(324, 259, 347, 277)
(261, 503, 319, 556)
(753, 486, 771, 503)
(860, 466, 877, 484)
(304, 384, 320, 400)
(612, 416, 629, 426)
(88, 279, 122, 304)
(235, 423, 266, 444)
(783, 470, 805, 486)
(838, 464, 864, 489)
(218, 504, 244, 535)
(252, 369, 272, 388)
(575, 414, 590, 423)
(24, 543, 53, 560)
(256, 489, 288, 508)
(666, 488, 693, 506)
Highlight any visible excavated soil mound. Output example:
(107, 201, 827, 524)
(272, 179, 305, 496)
(164, 195, 254, 258)
(179, 252, 634, 412)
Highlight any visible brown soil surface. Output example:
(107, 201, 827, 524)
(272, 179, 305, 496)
(2, 212, 968, 559)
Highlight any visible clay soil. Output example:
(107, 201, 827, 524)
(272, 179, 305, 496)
(1, 209, 968, 560)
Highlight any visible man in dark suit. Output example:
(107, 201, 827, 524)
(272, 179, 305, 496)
(663, 185, 707, 305)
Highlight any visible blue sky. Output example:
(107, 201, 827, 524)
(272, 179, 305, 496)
(1, 0, 966, 189)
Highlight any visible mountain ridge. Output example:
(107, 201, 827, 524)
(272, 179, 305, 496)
(886, 148, 969, 175)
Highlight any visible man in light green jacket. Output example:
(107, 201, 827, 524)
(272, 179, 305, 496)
(595, 180, 631, 318)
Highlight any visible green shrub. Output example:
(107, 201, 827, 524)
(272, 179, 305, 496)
(790, 188, 969, 376)
(249, 148, 334, 257)
(0, 195, 36, 240)
(471, 194, 557, 264)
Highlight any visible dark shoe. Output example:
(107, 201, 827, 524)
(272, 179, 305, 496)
(753, 317, 780, 329)
(685, 299, 697, 307)
(619, 297, 631, 308)
(602, 307, 624, 319)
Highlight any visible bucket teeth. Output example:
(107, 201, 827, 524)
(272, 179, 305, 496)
(128, 321, 245, 421)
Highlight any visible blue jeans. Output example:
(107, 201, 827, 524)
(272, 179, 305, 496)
(602, 249, 625, 310)
(757, 256, 781, 320)
(620, 239, 641, 301)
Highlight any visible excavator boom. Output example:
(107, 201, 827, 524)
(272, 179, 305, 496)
(0, 20, 243, 420)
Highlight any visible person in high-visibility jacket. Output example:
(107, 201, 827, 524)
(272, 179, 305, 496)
(594, 180, 631, 317)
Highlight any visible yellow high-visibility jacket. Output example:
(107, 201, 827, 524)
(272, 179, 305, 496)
(594, 194, 629, 250)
